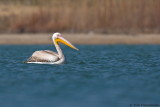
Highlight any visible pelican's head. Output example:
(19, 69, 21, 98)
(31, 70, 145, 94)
(52, 32, 79, 51)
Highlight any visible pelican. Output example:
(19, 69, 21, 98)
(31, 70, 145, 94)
(25, 32, 79, 64)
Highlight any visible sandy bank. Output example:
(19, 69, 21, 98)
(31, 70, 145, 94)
(0, 34, 160, 45)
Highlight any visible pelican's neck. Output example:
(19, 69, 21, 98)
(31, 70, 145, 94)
(53, 39, 64, 58)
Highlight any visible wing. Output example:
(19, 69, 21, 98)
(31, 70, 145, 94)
(26, 50, 59, 62)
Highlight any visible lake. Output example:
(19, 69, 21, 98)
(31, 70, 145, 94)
(0, 45, 160, 107)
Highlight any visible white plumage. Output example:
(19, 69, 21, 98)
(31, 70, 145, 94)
(25, 33, 78, 64)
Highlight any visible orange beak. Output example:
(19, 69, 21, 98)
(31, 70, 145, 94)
(55, 36, 79, 51)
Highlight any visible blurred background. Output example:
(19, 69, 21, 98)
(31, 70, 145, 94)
(0, 0, 160, 33)
(0, 0, 160, 44)
(0, 1, 160, 107)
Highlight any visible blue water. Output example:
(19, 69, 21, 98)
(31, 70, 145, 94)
(0, 45, 160, 107)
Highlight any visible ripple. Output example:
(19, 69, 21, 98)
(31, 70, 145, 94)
(0, 45, 160, 107)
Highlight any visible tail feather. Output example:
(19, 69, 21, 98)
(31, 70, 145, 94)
(23, 57, 33, 63)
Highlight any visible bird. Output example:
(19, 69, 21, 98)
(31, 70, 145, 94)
(25, 32, 79, 64)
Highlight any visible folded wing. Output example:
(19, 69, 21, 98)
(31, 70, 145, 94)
(26, 50, 59, 62)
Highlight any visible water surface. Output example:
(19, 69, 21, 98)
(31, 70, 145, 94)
(0, 45, 160, 107)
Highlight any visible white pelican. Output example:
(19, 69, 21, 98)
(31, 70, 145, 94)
(25, 32, 79, 64)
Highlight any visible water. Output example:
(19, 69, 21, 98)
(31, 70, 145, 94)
(0, 45, 160, 107)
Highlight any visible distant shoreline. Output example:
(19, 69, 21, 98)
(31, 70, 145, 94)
(0, 33, 160, 45)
